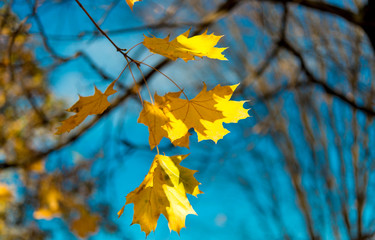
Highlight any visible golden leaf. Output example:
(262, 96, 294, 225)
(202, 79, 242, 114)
(195, 83, 250, 142)
(118, 154, 202, 235)
(138, 91, 189, 149)
(138, 101, 170, 150)
(143, 29, 227, 62)
(138, 84, 249, 149)
(164, 83, 249, 145)
(71, 210, 100, 238)
(56, 80, 117, 134)
(126, 0, 141, 10)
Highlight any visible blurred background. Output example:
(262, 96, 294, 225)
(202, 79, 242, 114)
(1, 0, 375, 239)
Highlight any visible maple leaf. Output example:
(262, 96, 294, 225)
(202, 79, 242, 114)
(194, 83, 250, 142)
(138, 84, 249, 149)
(143, 29, 227, 62)
(138, 91, 190, 149)
(71, 209, 100, 238)
(163, 83, 249, 145)
(55, 80, 117, 134)
(118, 154, 202, 235)
(138, 101, 170, 149)
(126, 0, 141, 10)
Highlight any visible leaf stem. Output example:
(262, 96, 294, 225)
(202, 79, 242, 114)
(136, 64, 154, 105)
(126, 42, 143, 55)
(125, 57, 143, 105)
(136, 60, 189, 100)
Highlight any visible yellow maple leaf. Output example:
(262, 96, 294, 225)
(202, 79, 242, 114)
(143, 29, 227, 62)
(163, 83, 249, 145)
(56, 80, 117, 134)
(118, 154, 202, 235)
(195, 83, 250, 142)
(138, 101, 170, 149)
(138, 92, 189, 149)
(138, 84, 249, 149)
(70, 209, 100, 238)
(126, 0, 141, 10)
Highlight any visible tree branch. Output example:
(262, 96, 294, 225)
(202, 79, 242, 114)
(279, 39, 375, 117)
(0, 0, 243, 170)
(258, 0, 361, 25)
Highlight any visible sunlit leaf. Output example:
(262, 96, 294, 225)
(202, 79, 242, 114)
(118, 154, 202, 235)
(143, 29, 227, 62)
(138, 91, 189, 149)
(56, 80, 117, 134)
(164, 83, 249, 145)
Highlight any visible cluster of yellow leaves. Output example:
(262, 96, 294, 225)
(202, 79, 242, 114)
(55, 80, 117, 134)
(118, 154, 202, 235)
(55, 5, 250, 235)
(118, 83, 249, 235)
(56, 28, 227, 134)
(139, 83, 249, 149)
(143, 29, 227, 62)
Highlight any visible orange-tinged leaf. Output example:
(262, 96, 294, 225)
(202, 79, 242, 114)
(56, 80, 117, 134)
(138, 91, 189, 149)
(143, 29, 227, 62)
(138, 101, 170, 150)
(71, 212, 100, 238)
(126, 0, 141, 10)
(119, 154, 202, 235)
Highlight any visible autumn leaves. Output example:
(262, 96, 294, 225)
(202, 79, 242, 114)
(56, 12, 249, 236)
(55, 29, 229, 135)
(56, 80, 117, 134)
(143, 29, 228, 62)
(118, 154, 202, 235)
(119, 83, 249, 235)
(140, 83, 249, 150)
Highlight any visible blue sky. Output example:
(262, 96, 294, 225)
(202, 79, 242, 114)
(9, 0, 371, 239)
(11, 1, 268, 239)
